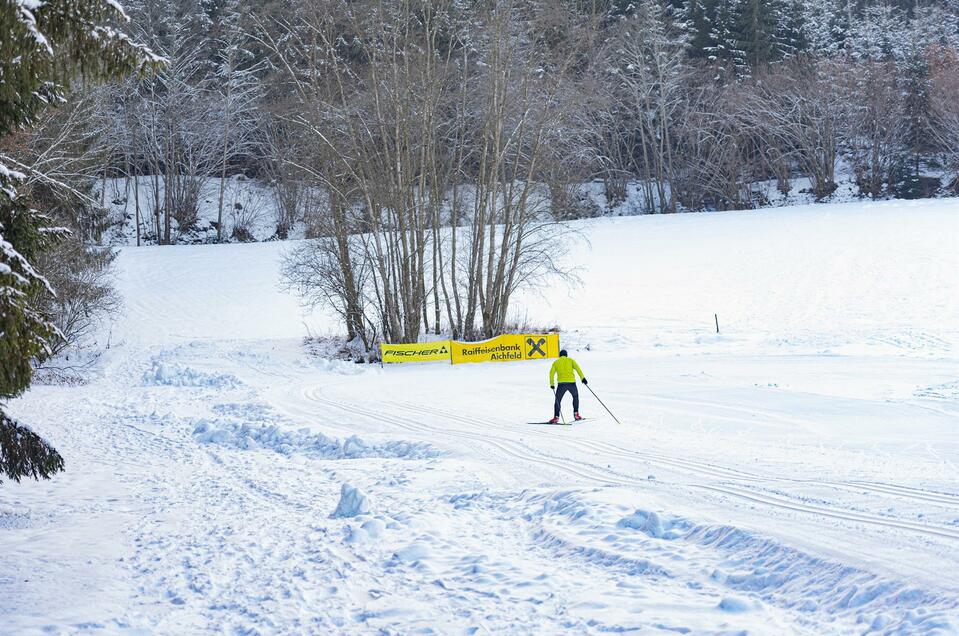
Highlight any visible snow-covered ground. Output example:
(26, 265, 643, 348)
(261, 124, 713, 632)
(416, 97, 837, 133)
(96, 173, 948, 247)
(3, 199, 958, 634)
(98, 176, 300, 245)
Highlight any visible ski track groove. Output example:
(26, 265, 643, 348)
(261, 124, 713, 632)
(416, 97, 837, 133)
(307, 393, 628, 486)
(583, 439, 959, 507)
(308, 395, 959, 542)
(394, 399, 959, 508)
(691, 485, 959, 541)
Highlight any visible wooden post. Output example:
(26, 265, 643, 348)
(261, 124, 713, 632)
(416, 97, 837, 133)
(714, 313, 720, 334)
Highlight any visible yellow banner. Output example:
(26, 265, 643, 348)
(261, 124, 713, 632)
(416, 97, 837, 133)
(521, 333, 560, 360)
(450, 333, 559, 365)
(451, 335, 523, 364)
(380, 340, 452, 363)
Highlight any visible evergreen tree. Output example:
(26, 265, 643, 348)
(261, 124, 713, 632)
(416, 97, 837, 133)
(1, 0, 157, 483)
(683, 0, 718, 59)
(800, 0, 848, 56)
(735, 0, 794, 67)
(898, 5, 956, 182)
(848, 4, 902, 62)
(779, 0, 808, 56)
(701, 0, 799, 75)
(707, 0, 749, 74)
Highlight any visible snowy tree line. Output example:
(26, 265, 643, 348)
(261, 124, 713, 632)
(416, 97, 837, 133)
(3, 0, 943, 251)
(7, 0, 959, 348)
(56, 0, 956, 347)
(3, 0, 959, 337)
(89, 0, 959, 226)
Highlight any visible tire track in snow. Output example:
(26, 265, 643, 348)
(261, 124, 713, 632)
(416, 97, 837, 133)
(298, 393, 837, 632)
(298, 387, 959, 632)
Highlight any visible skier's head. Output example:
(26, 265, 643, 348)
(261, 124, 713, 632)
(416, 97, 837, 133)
(559, 349, 568, 357)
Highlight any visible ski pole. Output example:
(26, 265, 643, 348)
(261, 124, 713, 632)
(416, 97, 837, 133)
(585, 384, 621, 425)
(553, 387, 567, 425)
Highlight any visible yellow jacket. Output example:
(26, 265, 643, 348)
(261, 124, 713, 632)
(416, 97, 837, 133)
(549, 357, 585, 385)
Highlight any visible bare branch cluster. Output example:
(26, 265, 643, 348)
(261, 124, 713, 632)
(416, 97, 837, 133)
(271, 0, 591, 346)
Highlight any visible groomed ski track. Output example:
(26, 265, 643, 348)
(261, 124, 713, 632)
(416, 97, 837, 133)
(299, 388, 959, 542)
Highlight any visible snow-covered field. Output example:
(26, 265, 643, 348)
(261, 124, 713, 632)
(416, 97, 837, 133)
(3, 199, 958, 634)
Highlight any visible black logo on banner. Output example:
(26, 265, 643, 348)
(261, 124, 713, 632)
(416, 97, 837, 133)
(384, 344, 449, 357)
(526, 337, 546, 358)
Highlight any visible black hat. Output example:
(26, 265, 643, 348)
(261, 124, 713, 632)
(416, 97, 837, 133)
(559, 349, 568, 357)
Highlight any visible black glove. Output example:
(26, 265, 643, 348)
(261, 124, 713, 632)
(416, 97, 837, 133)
(582, 378, 588, 385)
(550, 385, 555, 391)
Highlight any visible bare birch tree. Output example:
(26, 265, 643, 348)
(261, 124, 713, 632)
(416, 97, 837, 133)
(266, 0, 582, 345)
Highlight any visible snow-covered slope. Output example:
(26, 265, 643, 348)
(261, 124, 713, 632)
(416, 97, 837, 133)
(115, 240, 325, 342)
(3, 199, 958, 634)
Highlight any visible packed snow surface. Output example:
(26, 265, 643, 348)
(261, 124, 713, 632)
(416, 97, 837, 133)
(3, 199, 958, 634)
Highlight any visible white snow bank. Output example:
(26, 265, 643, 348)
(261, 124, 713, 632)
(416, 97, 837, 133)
(523, 489, 958, 633)
(344, 517, 389, 544)
(143, 358, 241, 388)
(332, 484, 371, 518)
(617, 509, 690, 540)
(718, 596, 758, 613)
(393, 543, 432, 563)
(361, 518, 386, 538)
(688, 523, 953, 618)
(191, 419, 439, 460)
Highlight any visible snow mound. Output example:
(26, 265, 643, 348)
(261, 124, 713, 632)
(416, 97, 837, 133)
(211, 402, 273, 421)
(718, 596, 757, 613)
(393, 543, 432, 563)
(191, 419, 439, 460)
(687, 523, 958, 628)
(0, 505, 32, 531)
(332, 484, 370, 518)
(361, 518, 386, 538)
(143, 359, 241, 389)
(525, 489, 958, 633)
(345, 517, 389, 544)
(617, 509, 690, 540)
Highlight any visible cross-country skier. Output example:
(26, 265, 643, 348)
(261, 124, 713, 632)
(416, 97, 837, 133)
(549, 349, 587, 423)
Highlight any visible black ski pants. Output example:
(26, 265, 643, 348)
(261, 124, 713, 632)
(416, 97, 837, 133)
(554, 382, 579, 417)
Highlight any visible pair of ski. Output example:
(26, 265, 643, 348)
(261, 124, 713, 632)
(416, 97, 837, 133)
(526, 417, 596, 426)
